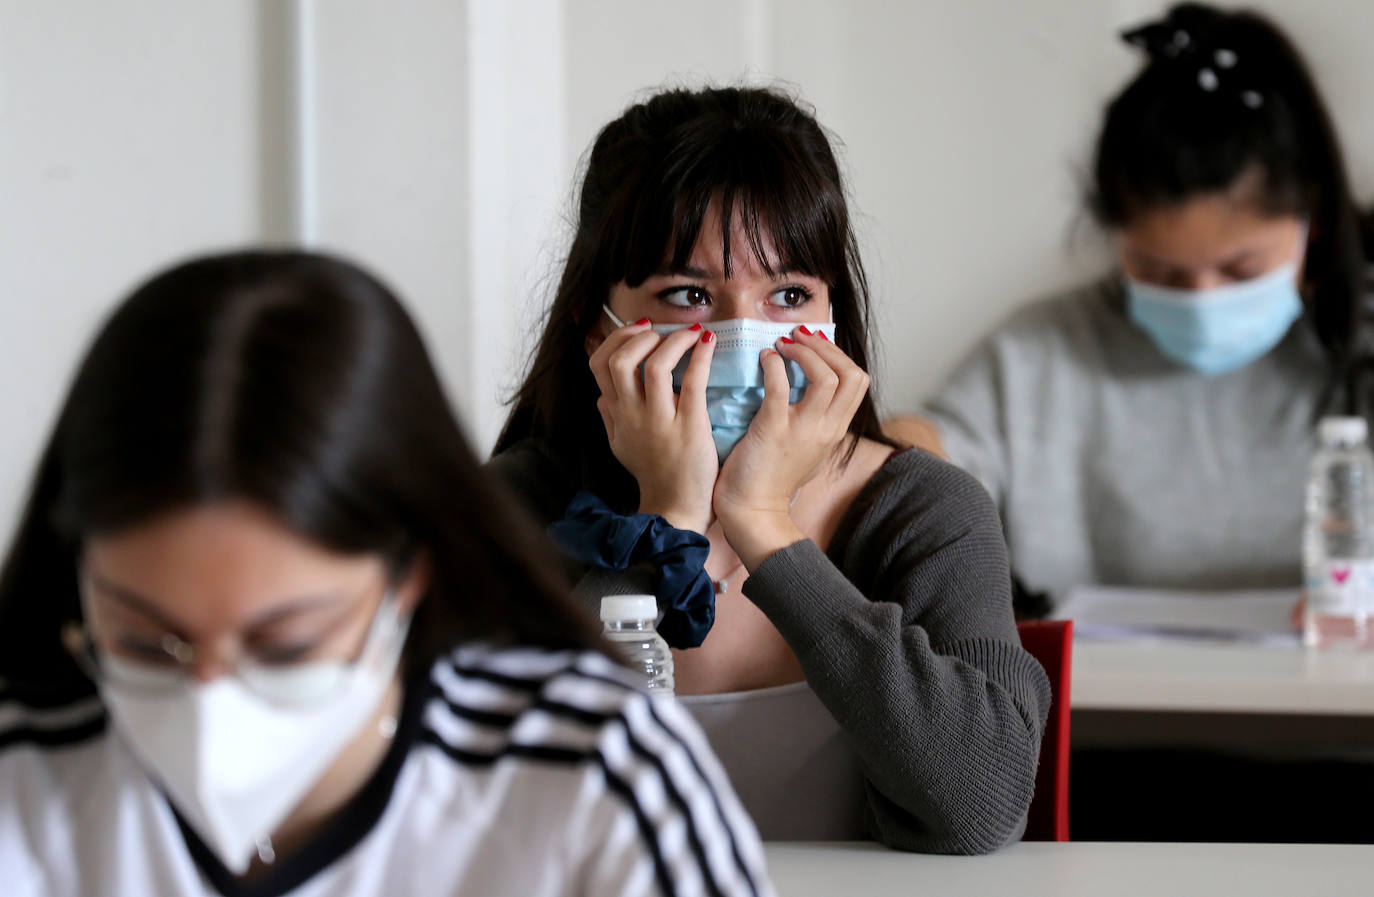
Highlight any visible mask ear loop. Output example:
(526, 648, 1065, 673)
(602, 304, 627, 328)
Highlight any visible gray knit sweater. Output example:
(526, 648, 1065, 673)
(490, 442, 1051, 854)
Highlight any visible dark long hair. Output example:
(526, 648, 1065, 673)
(1089, 3, 1369, 409)
(0, 250, 601, 698)
(495, 86, 890, 510)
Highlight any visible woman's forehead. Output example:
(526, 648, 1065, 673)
(1118, 197, 1304, 268)
(82, 502, 380, 628)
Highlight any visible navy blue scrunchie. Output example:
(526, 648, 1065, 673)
(547, 491, 714, 648)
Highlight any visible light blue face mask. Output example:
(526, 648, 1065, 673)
(1125, 261, 1304, 376)
(602, 306, 836, 460)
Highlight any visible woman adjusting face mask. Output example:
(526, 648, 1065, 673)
(494, 86, 1051, 854)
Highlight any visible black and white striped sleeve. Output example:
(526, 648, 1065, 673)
(0, 685, 107, 897)
(556, 660, 774, 897)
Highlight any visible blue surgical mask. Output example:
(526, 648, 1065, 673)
(1125, 262, 1304, 376)
(602, 306, 836, 460)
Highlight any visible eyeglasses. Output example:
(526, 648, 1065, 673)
(63, 582, 398, 707)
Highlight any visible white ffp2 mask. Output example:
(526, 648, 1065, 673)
(99, 597, 410, 874)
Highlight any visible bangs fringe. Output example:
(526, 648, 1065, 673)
(615, 125, 846, 287)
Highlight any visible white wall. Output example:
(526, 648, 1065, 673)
(0, 0, 262, 532)
(4, 0, 1374, 540)
(311, 0, 472, 425)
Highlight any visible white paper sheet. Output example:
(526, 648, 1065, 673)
(1052, 586, 1301, 645)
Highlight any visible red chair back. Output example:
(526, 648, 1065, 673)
(1017, 619, 1072, 841)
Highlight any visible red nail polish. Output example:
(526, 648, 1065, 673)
(798, 325, 813, 337)
(819, 331, 829, 342)
(701, 330, 715, 344)
(779, 336, 796, 345)
(689, 323, 703, 331)
(635, 317, 650, 326)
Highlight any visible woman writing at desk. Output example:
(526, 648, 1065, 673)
(888, 3, 1374, 842)
(888, 3, 1373, 607)
(492, 86, 1050, 854)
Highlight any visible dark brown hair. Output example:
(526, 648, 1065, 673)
(495, 86, 890, 510)
(0, 250, 601, 698)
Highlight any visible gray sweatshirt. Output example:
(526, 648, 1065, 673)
(490, 442, 1050, 854)
(922, 276, 1329, 600)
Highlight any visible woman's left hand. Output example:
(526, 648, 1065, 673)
(713, 326, 870, 568)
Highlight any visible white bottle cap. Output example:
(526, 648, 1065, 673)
(600, 594, 659, 623)
(1319, 416, 1368, 447)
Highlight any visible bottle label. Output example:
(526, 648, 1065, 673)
(1308, 560, 1374, 615)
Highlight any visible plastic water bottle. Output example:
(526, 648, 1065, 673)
(600, 595, 675, 694)
(1303, 416, 1374, 649)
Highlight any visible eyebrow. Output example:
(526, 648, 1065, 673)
(86, 572, 344, 631)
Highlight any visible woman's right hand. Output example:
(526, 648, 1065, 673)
(589, 318, 718, 533)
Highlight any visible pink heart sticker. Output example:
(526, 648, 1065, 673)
(1333, 567, 1352, 584)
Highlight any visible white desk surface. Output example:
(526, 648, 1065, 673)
(1057, 587, 1374, 715)
(764, 841, 1374, 896)
(1071, 639, 1374, 714)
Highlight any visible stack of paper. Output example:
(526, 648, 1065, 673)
(1052, 586, 1300, 645)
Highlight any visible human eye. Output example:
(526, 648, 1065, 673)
(251, 642, 321, 666)
(656, 285, 711, 308)
(767, 285, 814, 309)
(246, 625, 338, 666)
(111, 633, 179, 666)
(1223, 256, 1269, 283)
